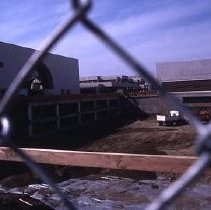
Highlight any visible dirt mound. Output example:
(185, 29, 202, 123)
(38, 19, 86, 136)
(81, 118, 196, 156)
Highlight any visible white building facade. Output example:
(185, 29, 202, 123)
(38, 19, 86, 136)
(0, 42, 80, 96)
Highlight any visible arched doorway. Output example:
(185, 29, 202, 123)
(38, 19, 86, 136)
(23, 62, 54, 96)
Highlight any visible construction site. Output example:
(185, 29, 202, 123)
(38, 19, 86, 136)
(0, 0, 211, 208)
(0, 40, 211, 209)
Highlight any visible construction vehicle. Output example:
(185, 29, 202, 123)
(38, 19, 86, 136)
(156, 110, 185, 126)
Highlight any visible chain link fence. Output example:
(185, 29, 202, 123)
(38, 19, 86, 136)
(0, 0, 210, 209)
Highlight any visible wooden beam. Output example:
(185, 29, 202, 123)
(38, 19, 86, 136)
(0, 147, 210, 174)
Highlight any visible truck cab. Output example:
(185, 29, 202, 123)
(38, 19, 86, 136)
(157, 110, 184, 126)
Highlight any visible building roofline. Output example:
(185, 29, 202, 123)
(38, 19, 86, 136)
(162, 78, 211, 83)
(156, 58, 211, 66)
(0, 41, 78, 61)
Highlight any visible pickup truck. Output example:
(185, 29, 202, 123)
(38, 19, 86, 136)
(157, 111, 185, 126)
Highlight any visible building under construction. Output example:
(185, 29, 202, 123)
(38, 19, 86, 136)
(3, 41, 211, 139)
(157, 59, 211, 114)
(80, 75, 151, 93)
(0, 42, 80, 96)
(0, 42, 121, 140)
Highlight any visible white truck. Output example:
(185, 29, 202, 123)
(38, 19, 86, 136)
(156, 111, 185, 126)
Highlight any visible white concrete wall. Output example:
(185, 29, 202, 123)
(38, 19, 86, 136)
(44, 53, 79, 95)
(157, 59, 211, 82)
(134, 96, 160, 114)
(0, 42, 79, 95)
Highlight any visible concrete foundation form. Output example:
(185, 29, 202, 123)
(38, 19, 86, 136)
(27, 94, 120, 138)
(129, 90, 211, 116)
(9, 90, 211, 140)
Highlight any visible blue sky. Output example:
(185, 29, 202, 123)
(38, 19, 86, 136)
(1, 0, 211, 77)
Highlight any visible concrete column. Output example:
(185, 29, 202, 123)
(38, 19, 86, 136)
(78, 102, 82, 125)
(117, 99, 121, 115)
(56, 104, 60, 130)
(107, 99, 110, 114)
(27, 104, 33, 137)
(94, 100, 98, 121)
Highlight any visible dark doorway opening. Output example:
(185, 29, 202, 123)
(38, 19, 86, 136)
(22, 62, 54, 96)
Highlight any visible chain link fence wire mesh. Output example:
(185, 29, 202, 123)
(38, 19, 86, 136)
(0, 0, 211, 209)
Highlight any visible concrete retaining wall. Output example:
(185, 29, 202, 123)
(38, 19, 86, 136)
(131, 95, 182, 115)
(133, 96, 160, 114)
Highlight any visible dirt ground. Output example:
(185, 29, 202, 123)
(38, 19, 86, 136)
(81, 117, 196, 157)
(0, 117, 197, 184)
(0, 117, 205, 209)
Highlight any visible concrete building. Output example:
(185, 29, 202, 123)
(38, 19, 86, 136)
(156, 59, 211, 113)
(80, 75, 150, 93)
(0, 41, 79, 96)
(157, 59, 211, 92)
(0, 42, 124, 139)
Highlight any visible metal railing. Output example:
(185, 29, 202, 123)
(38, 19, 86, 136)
(0, 0, 210, 209)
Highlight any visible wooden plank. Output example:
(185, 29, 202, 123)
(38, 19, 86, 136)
(0, 147, 210, 174)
